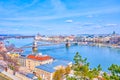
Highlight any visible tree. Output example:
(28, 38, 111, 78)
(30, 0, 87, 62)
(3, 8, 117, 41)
(37, 76, 42, 80)
(103, 72, 110, 80)
(68, 52, 120, 80)
(73, 52, 87, 65)
(53, 68, 65, 80)
(87, 66, 101, 80)
(73, 52, 89, 79)
(102, 64, 120, 80)
(7, 56, 20, 75)
(65, 66, 71, 75)
(97, 64, 102, 71)
(108, 64, 120, 80)
(53, 65, 72, 80)
(66, 76, 77, 80)
(75, 64, 89, 79)
(72, 52, 102, 80)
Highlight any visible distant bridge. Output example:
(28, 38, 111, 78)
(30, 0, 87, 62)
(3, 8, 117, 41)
(20, 41, 78, 49)
(20, 43, 60, 48)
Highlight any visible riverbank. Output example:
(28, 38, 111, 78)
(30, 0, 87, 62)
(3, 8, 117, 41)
(78, 42, 120, 49)
(90, 43, 120, 49)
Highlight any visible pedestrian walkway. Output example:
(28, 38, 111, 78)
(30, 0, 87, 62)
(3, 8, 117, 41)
(2, 71, 21, 80)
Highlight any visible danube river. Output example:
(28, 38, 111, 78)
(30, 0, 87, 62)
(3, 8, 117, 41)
(4, 38, 120, 71)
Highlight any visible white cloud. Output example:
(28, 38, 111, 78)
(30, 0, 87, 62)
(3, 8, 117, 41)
(105, 23, 118, 27)
(65, 20, 73, 23)
(106, 23, 118, 26)
(82, 23, 94, 26)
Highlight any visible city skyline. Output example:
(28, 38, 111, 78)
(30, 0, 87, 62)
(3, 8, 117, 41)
(0, 0, 120, 35)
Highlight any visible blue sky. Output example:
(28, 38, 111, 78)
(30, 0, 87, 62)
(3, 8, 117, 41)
(0, 0, 120, 35)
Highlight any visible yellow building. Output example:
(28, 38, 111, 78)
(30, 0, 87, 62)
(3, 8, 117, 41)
(7, 52, 19, 58)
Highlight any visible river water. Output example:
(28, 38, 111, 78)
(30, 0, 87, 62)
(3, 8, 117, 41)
(4, 38, 120, 71)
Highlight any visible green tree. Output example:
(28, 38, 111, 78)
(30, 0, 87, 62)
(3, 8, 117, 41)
(73, 52, 87, 65)
(66, 76, 77, 80)
(97, 64, 102, 71)
(102, 64, 120, 80)
(103, 72, 110, 80)
(73, 52, 89, 79)
(72, 52, 102, 80)
(108, 64, 120, 80)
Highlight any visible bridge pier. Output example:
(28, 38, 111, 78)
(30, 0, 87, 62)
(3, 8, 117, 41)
(32, 46, 38, 53)
(66, 43, 71, 47)
(65, 39, 71, 47)
(74, 42, 78, 45)
(32, 40, 38, 54)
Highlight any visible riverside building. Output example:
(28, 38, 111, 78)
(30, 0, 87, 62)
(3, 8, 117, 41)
(35, 60, 72, 80)
(26, 54, 53, 71)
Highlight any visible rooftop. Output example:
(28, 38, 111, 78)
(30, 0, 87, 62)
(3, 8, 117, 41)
(25, 73, 37, 80)
(27, 54, 52, 61)
(35, 60, 72, 73)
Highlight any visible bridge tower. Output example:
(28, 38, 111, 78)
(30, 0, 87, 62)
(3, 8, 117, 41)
(32, 40, 38, 55)
(66, 39, 71, 47)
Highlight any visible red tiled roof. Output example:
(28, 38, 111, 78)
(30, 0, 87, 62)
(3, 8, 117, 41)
(27, 55, 52, 61)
